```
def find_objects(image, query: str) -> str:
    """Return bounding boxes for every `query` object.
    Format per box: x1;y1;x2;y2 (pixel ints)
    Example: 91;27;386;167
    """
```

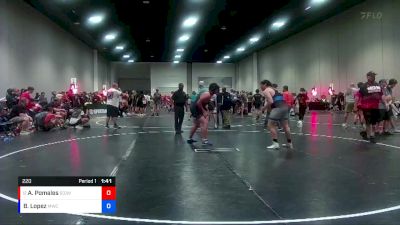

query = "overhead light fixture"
178;34;190;42
128;59;134;63
236;47;245;52
216;61;222;64
223;55;230;59
182;16;198;28
115;45;124;50
311;0;327;5
305;6;312;10
143;0;150;4
271;20;286;29
123;54;130;58
104;32;117;41
177;48;184;52
249;36;260;43
88;14;104;24
173;61;179;64
175;55;181;58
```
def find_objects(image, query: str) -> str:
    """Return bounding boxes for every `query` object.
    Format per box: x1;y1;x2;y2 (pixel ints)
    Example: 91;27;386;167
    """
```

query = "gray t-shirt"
379;87;390;109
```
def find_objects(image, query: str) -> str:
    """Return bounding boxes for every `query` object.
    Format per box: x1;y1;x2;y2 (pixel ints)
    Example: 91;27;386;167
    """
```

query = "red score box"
102;186;116;200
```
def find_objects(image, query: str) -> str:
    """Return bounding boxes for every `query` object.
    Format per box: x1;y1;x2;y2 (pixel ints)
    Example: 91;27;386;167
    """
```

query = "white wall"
110;62;150;80
237;56;254;91
111;62;236;94
237;0;400;97
110;62;151;92
0;0;109;95
151;63;187;94
191;63;236;91
97;55;110;91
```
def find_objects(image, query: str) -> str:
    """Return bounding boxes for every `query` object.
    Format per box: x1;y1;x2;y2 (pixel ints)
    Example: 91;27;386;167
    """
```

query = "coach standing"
172;83;188;134
106;83;122;129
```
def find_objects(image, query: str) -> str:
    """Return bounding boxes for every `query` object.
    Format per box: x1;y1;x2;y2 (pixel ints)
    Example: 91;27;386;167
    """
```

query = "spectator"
6;88;18;109
8;101;33;135
20;87;36;113
50;91;57;102
39;92;48;106
219;87;233;129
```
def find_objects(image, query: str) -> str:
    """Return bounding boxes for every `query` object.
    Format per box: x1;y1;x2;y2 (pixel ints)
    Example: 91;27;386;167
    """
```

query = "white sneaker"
297;120;303;128
342;123;347;128
394;129;400;133
282;143;294;149
267;142;280;149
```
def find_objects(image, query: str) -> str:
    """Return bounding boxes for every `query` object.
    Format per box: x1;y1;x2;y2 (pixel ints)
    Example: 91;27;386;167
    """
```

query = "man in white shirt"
106;83;122;129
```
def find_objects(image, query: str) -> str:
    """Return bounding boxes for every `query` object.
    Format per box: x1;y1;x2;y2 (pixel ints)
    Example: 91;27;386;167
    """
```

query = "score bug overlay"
18;176;116;214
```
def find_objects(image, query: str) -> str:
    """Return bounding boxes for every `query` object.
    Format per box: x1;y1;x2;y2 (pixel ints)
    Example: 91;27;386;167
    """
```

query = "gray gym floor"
0;111;399;225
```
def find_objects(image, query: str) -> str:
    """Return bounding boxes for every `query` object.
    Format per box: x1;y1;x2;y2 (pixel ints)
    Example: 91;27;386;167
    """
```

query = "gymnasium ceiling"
25;0;364;63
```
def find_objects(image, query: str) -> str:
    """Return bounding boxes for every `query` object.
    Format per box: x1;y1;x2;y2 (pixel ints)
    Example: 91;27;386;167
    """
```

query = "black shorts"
254;103;261;109
362;109;380;125
190;105;202;119
379;109;390;121
107;105;119;118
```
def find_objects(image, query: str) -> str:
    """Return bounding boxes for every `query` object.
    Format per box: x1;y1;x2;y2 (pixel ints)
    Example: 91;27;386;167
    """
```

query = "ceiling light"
88;14;104;24
177;48;184;52
183;16;198;27
175;55;181;58
173;61;179;64
249;36;260;43
236;47;245;52
104;32;117;41
123;54;130;58
216;61;222;64
178;34;190;42
143;0;150;4
115;45;124;50
272;20;286;29
305;6;312;10
128;59;134;63
311;0;327;5
223;55;230;59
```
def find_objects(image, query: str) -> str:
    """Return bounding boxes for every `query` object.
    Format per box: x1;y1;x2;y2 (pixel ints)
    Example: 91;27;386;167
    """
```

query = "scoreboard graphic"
18;176;116;214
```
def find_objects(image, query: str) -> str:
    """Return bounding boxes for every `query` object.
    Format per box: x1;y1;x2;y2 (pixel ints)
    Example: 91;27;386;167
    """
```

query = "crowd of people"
1;71;399;148
0;86;92;137
167;71;399;147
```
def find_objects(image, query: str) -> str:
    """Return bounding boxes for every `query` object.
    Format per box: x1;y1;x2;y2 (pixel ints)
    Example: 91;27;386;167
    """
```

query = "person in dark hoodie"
6;88;18;109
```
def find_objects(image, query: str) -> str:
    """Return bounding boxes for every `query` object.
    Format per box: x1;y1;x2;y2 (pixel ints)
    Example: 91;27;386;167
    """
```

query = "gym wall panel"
191;63;236;91
110;63;150;79
0;0;109;95
98;56;111;90
150;63;187;94
237;56;253;91
240;0;400;98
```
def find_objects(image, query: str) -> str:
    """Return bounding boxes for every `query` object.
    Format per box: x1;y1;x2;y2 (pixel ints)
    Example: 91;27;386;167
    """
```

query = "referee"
172;83;187;134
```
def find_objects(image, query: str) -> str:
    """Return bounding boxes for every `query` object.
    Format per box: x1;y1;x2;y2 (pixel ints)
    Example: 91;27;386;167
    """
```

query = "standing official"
172;83;187;134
